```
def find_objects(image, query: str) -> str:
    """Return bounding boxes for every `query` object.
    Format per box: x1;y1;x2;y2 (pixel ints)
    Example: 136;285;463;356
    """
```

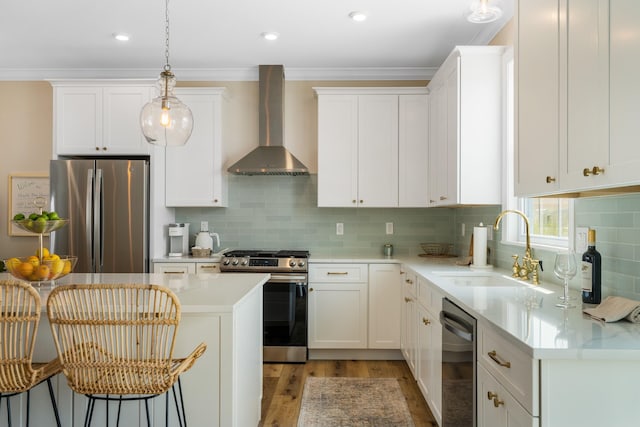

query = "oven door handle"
267;274;308;283
440;310;474;342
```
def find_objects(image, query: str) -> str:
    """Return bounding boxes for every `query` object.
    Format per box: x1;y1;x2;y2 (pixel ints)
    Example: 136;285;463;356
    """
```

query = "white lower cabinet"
308;263;401;350
478;364;538;427
400;270;418;375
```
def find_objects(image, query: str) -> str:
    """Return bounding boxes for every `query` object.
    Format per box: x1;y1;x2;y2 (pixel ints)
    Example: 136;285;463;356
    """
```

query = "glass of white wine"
554;251;577;308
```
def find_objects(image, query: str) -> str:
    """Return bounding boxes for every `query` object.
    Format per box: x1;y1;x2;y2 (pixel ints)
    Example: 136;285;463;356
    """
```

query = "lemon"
6;257;21;271
36;247;50;258
27;255;40;268
36;265;50;280
49;259;64;276
62;260;72;275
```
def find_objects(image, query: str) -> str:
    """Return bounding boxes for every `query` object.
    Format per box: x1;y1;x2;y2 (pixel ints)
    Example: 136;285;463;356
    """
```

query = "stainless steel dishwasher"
440;298;477;427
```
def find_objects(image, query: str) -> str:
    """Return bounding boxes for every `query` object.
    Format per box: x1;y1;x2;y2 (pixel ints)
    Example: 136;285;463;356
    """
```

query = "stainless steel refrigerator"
50;159;149;273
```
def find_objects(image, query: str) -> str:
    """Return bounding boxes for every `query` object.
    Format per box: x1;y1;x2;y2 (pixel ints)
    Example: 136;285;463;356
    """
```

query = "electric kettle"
194;231;220;251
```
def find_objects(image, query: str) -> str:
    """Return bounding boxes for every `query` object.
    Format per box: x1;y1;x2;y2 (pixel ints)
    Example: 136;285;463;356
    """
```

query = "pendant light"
140;0;193;146
467;0;503;24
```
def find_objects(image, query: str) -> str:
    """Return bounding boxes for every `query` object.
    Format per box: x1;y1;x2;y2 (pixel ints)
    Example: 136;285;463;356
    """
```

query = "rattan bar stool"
46;283;206;427
0;280;62;427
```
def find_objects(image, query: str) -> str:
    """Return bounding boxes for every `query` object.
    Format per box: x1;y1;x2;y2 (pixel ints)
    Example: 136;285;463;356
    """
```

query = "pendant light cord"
164;0;171;72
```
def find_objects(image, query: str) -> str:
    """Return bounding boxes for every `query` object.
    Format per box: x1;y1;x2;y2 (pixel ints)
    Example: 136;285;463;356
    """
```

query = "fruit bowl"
4;255;77;282
12;219;69;234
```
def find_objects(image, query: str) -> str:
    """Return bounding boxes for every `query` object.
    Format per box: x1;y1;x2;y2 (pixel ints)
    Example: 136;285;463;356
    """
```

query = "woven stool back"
47;284;182;396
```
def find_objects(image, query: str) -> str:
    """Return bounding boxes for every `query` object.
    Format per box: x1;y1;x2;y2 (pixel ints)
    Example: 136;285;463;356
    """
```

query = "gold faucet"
493;210;540;284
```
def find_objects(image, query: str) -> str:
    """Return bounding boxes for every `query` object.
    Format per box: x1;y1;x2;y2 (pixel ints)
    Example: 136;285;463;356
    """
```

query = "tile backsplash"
176;176;640;300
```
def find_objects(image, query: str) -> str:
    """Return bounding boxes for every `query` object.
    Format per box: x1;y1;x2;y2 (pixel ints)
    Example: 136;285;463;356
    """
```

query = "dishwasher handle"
440;310;474;342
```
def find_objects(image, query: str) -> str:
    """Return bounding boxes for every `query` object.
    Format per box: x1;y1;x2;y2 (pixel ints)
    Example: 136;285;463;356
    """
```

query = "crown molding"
0;66;436;82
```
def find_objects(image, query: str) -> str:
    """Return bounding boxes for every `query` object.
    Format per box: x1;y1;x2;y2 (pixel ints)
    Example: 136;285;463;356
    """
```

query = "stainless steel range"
221;250;309;363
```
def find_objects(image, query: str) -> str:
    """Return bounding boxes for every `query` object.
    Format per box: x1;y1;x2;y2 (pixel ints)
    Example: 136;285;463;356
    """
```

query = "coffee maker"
168;223;190;257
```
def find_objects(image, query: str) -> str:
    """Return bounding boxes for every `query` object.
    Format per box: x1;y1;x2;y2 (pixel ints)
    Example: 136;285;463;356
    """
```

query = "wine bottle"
581;229;602;304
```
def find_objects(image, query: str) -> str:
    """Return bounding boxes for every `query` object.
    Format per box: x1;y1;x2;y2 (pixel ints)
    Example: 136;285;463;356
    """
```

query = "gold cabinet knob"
352;200;357;204
487;391;498;400
422;317;431;326
404;297;413;303
309;288;314;292
546;176;556;183
584;166;605;176
493;397;505;407
405;279;413;284
359;199;363;204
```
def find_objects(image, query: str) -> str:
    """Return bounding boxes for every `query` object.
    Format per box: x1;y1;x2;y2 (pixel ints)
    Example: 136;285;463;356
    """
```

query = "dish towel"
583;296;640;323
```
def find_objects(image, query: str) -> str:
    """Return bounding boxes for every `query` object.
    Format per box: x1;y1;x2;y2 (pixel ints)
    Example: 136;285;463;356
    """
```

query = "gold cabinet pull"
199;265;218;270
422;317;431;326
404;297;413;303
584;166;605;176
327;272;349;275
487;391;498;400
493;397;505;407
163;271;186;274
405;279;413;284
546;176;556;183
488;350;511;368
439;196;447;200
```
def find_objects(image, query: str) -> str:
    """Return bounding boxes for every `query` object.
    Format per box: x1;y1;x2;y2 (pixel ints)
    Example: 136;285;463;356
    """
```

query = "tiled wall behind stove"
175;175;454;257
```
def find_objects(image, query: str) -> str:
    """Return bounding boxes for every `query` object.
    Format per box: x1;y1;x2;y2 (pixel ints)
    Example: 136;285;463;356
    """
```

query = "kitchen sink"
431;270;527;287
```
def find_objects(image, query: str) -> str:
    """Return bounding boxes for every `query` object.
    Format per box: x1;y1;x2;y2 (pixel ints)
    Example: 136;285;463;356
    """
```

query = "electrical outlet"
461;223;466;237
200;221;208;232
575;227;589;253
336;223;344;235
386;222;394;235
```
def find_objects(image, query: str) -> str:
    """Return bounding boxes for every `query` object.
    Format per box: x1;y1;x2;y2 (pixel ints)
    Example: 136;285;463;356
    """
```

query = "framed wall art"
8;173;49;236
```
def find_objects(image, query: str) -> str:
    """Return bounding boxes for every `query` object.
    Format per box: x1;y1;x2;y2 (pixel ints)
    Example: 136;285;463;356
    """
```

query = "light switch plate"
336;223;344;235
575;227;589;254
386;222;394;235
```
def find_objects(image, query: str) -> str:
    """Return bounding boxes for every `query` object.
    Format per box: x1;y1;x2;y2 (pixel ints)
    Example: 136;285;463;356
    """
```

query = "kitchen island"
1;272;268;427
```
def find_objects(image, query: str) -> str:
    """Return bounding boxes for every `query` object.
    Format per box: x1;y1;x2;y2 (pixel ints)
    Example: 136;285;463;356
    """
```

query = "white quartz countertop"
401;259;640;360
2;272;270;314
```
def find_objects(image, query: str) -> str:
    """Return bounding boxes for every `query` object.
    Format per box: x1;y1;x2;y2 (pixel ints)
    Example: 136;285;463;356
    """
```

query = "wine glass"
554;251;577;308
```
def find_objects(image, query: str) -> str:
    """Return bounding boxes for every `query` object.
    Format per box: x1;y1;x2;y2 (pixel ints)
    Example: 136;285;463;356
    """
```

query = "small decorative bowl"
420;243;454;257
4;255;77;282
191;248;211;257
12;219;69;234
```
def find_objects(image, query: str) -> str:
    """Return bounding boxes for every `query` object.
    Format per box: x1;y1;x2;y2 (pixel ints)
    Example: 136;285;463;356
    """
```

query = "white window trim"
500;47;575;252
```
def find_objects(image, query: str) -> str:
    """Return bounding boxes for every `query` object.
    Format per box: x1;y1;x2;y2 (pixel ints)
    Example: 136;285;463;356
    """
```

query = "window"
501;48;573;250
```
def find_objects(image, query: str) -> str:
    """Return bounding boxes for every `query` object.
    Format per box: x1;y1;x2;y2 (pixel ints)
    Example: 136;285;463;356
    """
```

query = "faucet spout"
494;209;539;283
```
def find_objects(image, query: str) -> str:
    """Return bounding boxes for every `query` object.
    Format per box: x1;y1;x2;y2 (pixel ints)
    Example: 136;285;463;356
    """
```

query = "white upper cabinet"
165;88;228;207
516;0;640;196
427;46;504;206
515;0;561;196
52;81;153;156
315;87;429;208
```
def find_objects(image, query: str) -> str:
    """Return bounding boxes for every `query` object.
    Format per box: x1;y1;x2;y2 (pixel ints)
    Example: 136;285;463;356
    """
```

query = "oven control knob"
298;261;306;267
222;259;231;266
231;259;239;266
289;260;296;267
241;259;248;266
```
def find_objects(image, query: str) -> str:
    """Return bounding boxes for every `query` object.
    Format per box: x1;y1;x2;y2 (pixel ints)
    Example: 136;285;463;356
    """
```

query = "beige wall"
491;18;514;46
1;82;52;258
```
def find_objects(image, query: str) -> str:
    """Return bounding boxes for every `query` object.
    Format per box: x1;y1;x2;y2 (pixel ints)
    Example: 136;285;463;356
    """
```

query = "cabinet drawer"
153;262;196;275
477;363;539;427
479;325;539;416
196;262;220;274
309;264;368;283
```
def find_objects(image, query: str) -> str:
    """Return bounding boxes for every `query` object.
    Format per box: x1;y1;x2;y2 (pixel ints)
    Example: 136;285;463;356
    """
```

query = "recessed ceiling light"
261;32;279;41
349;11;367;22
113;33;130;42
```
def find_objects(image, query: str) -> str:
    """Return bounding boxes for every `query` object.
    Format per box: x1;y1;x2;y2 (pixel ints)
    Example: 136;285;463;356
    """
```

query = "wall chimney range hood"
227;65;309;176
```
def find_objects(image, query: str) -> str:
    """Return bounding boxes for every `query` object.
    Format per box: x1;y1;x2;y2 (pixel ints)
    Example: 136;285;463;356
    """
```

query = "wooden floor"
259;360;437;427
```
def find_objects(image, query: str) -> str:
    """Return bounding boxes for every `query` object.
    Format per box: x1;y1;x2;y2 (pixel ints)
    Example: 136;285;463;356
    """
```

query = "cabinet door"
368;264;401;349
103;86;151;155
608;0;640;186
416;295;442;425
165;89;227;207
442;60;459;206
308;282;368;349
428;83;444;206
400;272;417;375
399;94;429;207
357;95;399;207
317;95;359;207
55;87;103;155
515;0;561;196
562;0;610;190
477;364;538;427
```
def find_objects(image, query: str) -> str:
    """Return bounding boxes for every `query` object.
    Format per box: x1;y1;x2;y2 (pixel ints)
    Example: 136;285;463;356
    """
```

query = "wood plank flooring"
259;360;437;427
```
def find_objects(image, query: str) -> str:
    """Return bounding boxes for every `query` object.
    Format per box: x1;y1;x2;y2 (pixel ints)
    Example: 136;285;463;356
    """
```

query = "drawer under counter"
309;264;368;283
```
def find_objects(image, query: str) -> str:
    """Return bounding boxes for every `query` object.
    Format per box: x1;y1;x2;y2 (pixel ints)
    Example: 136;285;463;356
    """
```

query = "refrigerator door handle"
86;169;95;272
94;168;103;273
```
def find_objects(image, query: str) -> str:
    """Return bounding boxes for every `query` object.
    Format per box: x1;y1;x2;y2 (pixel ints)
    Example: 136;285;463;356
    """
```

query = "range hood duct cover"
227;65;309;176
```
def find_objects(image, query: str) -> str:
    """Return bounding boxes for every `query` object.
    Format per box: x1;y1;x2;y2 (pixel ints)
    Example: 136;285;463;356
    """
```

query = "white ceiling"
1;0;512;81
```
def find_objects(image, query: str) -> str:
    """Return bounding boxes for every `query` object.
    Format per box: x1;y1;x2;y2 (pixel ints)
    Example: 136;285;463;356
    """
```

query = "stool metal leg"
46;378;62;427
6;394;12;427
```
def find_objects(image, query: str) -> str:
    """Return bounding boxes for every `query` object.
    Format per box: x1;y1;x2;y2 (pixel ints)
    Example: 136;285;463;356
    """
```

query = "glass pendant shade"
467;0;503;23
140;70;193;146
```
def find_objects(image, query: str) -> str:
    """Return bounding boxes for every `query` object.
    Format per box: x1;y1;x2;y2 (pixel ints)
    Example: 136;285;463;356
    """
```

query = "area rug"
297;377;415;427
